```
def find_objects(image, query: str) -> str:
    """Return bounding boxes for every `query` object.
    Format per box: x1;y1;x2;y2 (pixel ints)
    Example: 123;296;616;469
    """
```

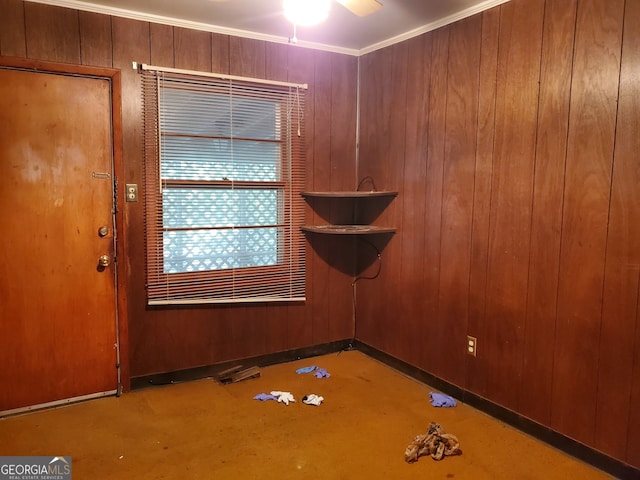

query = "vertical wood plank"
111;16;151;376
622;0;640;465
351;48;384;348
629;285;640;468
552;0;624;445
229;37;265;78
520;0;576;425
265;41;288;82
226;35;268;356
398;34;431;366
310;50;333;344
211;32;230;74
355;42;408;358
379;42;408;359
149;23;174;67
174;27;211;72
596;0;640;460
358;43;407;198
483;0;544;410
466;6;499;396
79;11;112;67
330;53;357;192
421;26;449;373
435;15;481;386
329;53;358;341
264;41;290;353
287;46;315;348
24;3;80;63
111;16;149;184
0;0;26;57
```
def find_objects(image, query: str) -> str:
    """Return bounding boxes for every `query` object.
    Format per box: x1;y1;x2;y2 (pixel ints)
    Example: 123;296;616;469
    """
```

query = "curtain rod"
133;62;308;90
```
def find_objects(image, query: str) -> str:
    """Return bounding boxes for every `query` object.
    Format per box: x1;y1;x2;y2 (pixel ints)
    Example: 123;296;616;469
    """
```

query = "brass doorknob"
98;254;110;267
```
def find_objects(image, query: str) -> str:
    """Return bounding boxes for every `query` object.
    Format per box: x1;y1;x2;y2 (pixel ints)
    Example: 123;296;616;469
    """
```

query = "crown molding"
359;0;512;55
25;0;511;57
24;0;360;56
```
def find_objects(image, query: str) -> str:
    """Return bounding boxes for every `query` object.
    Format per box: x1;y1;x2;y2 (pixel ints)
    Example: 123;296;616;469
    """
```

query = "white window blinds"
140;66;307;305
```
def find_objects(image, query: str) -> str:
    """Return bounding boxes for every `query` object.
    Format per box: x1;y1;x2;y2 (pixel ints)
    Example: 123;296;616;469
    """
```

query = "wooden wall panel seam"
595;0;640;461
484;0;545;411
522;0;577;426
422;25;449;376
552;0;624;445
466;6;500;397
547;0;577;428
629;271;640;464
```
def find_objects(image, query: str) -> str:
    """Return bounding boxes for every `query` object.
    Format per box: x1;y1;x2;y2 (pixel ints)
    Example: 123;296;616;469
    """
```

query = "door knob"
98;254;110;267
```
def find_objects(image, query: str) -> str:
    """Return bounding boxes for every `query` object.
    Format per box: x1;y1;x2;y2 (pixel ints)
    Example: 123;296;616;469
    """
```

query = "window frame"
141;65;307;305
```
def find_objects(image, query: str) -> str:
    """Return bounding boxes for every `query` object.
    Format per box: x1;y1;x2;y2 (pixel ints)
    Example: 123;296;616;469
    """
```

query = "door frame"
0;55;129;393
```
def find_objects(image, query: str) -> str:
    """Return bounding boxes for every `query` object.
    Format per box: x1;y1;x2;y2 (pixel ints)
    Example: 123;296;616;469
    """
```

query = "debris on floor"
295;365;331;378
253;393;278;401
404;422;461;463
214;365;261;384
270;391;296;405
313;368;330;378
429;392;457;407
302;394;324;406
296;366;317;374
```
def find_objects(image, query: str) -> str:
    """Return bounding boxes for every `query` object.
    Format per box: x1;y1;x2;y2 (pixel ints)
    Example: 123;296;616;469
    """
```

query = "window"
141;66;306;304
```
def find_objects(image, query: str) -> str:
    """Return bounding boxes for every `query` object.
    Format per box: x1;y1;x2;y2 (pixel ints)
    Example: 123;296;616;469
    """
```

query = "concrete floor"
0;350;613;479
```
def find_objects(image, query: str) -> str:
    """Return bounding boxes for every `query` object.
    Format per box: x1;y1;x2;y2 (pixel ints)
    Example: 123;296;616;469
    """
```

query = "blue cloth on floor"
314;368;330;378
429;392;457;407
296;366;317;374
254;393;278;401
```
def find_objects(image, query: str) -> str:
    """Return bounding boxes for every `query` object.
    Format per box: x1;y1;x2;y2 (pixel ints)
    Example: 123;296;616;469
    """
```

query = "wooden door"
0;66;119;414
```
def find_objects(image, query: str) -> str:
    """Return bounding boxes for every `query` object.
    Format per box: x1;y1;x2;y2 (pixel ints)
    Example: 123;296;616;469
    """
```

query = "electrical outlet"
467;336;477;356
125;183;138;202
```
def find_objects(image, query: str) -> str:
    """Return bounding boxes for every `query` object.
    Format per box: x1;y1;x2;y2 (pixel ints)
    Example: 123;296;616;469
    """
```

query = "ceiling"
32;0;510;55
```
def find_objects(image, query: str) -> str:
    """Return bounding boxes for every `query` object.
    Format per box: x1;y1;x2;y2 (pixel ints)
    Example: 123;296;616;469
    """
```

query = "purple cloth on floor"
254;393;278;401
429;392;457;407
296;366;317;374
314;368;330;378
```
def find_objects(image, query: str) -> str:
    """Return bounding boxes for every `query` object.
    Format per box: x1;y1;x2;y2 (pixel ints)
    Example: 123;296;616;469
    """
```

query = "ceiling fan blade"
335;0;383;17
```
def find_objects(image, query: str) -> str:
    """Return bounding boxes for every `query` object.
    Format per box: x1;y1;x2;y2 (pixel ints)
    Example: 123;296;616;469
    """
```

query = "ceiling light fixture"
283;0;331;27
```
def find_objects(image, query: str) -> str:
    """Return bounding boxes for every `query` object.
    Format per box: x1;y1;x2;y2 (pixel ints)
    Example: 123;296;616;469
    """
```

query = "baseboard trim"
130;339;355;390
354;340;640;480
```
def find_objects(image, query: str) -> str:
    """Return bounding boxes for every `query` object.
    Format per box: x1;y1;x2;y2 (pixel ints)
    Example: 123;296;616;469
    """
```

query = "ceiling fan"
208;0;383;18
283;0;382;28
333;0;383;17
208;0;382;42
280;0;382;43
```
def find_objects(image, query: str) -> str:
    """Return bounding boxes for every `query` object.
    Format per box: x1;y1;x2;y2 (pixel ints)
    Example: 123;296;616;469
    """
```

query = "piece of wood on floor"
214;365;261;384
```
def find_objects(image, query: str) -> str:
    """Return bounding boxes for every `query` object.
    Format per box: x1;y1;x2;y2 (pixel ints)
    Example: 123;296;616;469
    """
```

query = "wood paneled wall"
357;0;640;468
0;0;358;377
2;0;639;470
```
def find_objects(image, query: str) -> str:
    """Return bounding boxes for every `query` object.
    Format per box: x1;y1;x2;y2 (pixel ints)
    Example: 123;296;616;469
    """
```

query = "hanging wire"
357;176;378;192
352;237;382;285
351;237;383;333
294;86;302;137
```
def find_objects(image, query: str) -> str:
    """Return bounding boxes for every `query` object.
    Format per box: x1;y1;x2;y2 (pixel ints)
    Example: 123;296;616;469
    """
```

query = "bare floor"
0;351;612;479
